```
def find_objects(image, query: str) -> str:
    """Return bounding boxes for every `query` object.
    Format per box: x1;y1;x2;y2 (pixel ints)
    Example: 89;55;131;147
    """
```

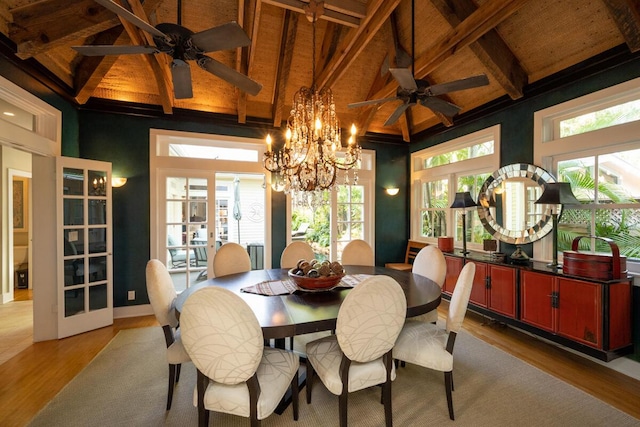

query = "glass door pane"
291;183;370;263
165;176;210;292
215;173;266;270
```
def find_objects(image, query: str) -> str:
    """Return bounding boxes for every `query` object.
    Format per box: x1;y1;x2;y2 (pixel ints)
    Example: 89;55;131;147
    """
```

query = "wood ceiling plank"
237;0;248;123
315;0;402;90
273;10;298;127
413;0;532;81
74;26;129;104
117;0;172;113
262;0;361;27
10;0;119;59
602;0;640;52
431;0;527;100
237;0;263;123
72;0;164;105
398;107;410;142
364;0;530;117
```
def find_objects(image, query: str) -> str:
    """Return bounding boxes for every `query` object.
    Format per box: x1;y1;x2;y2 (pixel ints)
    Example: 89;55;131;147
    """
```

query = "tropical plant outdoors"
291;185;364;261
558;159;640;260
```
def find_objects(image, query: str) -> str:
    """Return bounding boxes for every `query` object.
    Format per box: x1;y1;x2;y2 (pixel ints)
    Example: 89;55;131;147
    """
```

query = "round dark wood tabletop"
174;265;442;340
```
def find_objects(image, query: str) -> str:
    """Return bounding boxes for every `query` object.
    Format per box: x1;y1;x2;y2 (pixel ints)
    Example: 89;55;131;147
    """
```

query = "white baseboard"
114;304;153;319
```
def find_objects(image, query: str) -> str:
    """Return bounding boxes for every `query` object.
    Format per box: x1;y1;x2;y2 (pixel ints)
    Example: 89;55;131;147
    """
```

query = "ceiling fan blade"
197;56;262;96
191;22;251;53
94;0;167;39
72;45;158;56
389;68;417;91
427;74;490;96
384;103;411;126
171;59;193;99
420;96;462;117
348;97;399;109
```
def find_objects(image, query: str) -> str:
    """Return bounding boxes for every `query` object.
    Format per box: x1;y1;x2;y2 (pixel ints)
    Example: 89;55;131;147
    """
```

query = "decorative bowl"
288;269;345;291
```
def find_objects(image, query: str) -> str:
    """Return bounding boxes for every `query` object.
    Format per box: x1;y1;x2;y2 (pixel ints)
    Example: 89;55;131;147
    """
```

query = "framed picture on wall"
13;177;28;232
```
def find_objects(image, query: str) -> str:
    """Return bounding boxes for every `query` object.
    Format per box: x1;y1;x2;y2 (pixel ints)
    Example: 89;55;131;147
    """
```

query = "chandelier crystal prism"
263;1;361;195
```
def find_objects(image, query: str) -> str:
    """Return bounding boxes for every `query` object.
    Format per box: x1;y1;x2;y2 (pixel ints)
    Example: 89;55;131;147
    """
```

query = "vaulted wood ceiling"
1;0;639;142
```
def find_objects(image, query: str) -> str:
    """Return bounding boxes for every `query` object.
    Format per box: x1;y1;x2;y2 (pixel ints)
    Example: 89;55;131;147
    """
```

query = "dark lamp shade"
534;182;580;205
450;191;478;209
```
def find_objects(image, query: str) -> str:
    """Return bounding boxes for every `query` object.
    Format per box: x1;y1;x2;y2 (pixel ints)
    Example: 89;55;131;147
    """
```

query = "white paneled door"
57;157;112;339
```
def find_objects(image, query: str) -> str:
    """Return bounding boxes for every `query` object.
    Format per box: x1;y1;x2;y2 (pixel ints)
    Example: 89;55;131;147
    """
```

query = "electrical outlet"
127;290;135;301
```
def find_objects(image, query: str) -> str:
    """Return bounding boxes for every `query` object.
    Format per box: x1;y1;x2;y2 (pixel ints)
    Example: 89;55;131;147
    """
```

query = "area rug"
28;326;639;426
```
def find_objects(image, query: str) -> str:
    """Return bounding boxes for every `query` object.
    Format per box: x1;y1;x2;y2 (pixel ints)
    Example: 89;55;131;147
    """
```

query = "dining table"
174;265;442;342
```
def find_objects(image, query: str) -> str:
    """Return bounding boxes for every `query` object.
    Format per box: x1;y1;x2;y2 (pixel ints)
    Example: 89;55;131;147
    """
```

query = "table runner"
241;274;373;296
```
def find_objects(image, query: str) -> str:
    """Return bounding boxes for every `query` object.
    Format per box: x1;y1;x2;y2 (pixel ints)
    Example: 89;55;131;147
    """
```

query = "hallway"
0;288;32;365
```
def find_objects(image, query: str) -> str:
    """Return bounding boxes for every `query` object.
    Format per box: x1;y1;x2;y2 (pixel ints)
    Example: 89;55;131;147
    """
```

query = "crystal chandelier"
263;1;361;197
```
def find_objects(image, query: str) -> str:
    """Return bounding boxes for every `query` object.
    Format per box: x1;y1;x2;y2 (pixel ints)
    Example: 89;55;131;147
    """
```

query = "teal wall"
78;111;408;305
0;55;79;155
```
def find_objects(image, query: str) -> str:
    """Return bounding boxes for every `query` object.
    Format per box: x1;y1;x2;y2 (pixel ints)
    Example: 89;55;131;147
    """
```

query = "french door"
58;157;112;338
156;170;267;291
158;170;215;292
290;181;373;262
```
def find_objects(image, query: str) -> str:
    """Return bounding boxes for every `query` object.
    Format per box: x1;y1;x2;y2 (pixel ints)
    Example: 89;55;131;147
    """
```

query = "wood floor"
0;299;639;427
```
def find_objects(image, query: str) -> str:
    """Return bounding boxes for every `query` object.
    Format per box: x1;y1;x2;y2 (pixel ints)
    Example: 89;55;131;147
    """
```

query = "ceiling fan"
347;0;489;126
72;0;262;99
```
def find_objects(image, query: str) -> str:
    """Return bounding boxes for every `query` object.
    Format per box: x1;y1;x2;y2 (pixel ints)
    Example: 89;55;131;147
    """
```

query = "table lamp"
450;191;478;256
534;182;580;268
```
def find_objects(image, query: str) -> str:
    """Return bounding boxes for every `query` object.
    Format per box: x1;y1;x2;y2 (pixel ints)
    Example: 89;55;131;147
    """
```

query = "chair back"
213;242;251;277
446;262;476;334
336;275;406;363
181;286;263;385
280;241;314;268
145;259;178;328
412;245;446;288
341;239;374;266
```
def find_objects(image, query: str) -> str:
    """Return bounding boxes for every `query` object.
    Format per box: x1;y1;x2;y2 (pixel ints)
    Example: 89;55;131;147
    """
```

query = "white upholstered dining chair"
145;259;192;410
393;262;476;420
213;242;251;277
305;275;407;427
280;241;315;268
341;239;374;266
411;245;447;323
180;286;300;426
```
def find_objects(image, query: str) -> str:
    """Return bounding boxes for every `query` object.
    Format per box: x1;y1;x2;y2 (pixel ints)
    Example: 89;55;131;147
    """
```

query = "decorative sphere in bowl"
288;269;345;290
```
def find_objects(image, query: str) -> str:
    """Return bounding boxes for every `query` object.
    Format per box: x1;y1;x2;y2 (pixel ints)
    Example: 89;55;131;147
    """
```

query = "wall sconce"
385;187;399;196
450;191;478;256
534;182;580;268
111;177;127;188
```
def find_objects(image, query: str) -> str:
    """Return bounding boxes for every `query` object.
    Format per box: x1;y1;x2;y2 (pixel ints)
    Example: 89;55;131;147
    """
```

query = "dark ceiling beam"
361;0;531;122
262;0;363;27
431;0;527;100
315;0;402;90
9;0;118;59
236;0;254;124
9;0;164;59
74;26;129;104
272;10;298;127
602;0;640;52
119;0;173;114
